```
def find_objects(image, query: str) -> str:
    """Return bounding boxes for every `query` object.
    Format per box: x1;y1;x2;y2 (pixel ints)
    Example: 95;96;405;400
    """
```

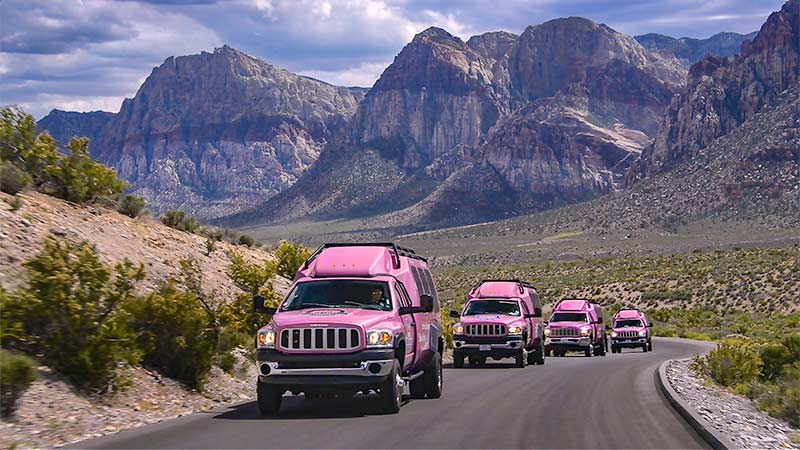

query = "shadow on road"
213;394;411;421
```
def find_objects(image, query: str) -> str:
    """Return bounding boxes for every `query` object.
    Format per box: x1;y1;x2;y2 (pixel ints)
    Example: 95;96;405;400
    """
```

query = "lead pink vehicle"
449;280;545;368
544;299;607;357
610;309;653;353
252;243;444;416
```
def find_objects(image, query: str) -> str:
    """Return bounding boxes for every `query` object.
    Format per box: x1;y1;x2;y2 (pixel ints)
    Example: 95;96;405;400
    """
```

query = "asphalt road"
73;338;714;449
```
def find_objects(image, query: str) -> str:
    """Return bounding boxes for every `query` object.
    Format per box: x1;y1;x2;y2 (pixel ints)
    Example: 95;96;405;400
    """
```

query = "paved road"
74;338;714;449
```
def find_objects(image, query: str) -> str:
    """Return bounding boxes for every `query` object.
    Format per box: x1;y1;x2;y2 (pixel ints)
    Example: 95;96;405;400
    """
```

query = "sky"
0;0;786;119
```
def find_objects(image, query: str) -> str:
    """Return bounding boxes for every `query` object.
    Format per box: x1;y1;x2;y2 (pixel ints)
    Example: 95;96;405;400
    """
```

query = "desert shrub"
760;333;800;380
237;234;254;247
46;138;126;204
691;338;762;387
204;239;216;256
0;160;31;194
0;107;59;183
221;250;279;336
273;240;311;279
117;194;146;218
126;282;216;389
681;331;713;341
0;349;37;418
226;250;275;295
160;210;199;233
198;226;223;241
0;239;143;392
748;362;800;427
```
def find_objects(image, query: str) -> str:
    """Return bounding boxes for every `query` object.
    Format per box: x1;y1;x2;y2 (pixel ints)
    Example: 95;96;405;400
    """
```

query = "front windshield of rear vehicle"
550;312;588;323
463;300;520;316
615;319;643;328
280;280;392;312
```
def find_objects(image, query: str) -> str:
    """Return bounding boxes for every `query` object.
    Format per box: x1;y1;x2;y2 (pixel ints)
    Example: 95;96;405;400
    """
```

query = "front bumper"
256;348;395;385
453;334;525;358
545;336;591;350
612;337;647;347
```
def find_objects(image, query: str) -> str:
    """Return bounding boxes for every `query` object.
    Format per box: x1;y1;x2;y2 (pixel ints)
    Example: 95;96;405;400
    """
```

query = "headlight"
453;323;464;334
256;329;275;348
611;331;618;338
638;330;647;337
544;328;551;336
366;330;393;347
580;328;591;337
508;325;524;335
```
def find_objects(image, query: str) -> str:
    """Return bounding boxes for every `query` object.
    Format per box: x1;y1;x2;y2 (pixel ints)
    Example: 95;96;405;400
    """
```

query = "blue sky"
0;0;785;118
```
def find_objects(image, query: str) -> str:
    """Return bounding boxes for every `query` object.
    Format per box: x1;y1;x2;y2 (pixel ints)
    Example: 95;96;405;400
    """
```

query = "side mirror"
420;294;434;313
448;310;461;318
647;323;653;328
253;295;276;315
543;321;549;326
533;307;542;318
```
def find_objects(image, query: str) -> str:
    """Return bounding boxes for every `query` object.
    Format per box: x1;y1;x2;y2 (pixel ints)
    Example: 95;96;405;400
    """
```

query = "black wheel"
611;345;618;354
453;353;465;368
600;338;607;356
584;344;592;357
556;350;566;357
515;350;527;368
424;352;443;398
545;347;552;357
380;360;403;414
470;356;486;366
529;340;545;365
409;373;426;399
257;381;282;417
648;340;653;351
642;343;649;353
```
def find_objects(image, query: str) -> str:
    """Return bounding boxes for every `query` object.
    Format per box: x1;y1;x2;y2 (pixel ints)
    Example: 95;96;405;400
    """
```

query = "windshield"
463;300;521;316
281;280;392;312
615;319;643;328
550;312;588;323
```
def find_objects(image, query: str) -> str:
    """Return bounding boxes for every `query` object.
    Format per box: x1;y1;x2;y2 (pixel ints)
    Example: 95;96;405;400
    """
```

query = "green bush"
691;338;762;387
0;160;31;195
0;349;37;418
160;210;199;233
237;234;254;247
221;250;279;336
0;239;143;392
752;363;800;427
1;106;59;183
126;281;217;389
46;138;126;204
117;194;146;218
273;241;311;279
760;333;800;380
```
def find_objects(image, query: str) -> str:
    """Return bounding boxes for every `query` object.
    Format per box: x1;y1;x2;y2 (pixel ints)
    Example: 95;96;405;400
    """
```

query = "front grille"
550;328;579;337
466;324;506;336
279;327;361;352
278;361;361;369
617;330;640;338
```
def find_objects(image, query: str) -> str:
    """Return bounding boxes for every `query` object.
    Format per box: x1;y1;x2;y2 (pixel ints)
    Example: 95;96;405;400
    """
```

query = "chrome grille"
466;324;506;336
550;328;579;337
279;327;361;352
617;330;639;338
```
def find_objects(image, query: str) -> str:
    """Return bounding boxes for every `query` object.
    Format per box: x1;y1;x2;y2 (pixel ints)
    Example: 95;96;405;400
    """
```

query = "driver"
368;288;390;310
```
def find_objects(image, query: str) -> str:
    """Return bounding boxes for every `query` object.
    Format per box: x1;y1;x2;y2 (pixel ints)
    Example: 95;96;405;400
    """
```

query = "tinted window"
281;280;392;312
422;269;440;312
410;266;424;296
395;282;411;308
463;300;520;316
550;312;588;323
614;319;643;328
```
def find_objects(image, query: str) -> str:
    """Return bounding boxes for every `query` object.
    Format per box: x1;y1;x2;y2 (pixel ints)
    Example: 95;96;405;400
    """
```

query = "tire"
545;347;552;357
529;340;545;365
611;345;619;354
424;352;443;398
470;356;486;366
257;381;282;417
409;373;426;399
453;353;465;368
380;360;403;414
556;350;566;357
584;344;592;357
642;343;649;353
648;340;653;351
515;350;526;368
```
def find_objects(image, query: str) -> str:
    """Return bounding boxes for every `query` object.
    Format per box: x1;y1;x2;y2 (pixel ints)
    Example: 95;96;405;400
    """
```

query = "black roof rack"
471;279;537;294
301;242;427;270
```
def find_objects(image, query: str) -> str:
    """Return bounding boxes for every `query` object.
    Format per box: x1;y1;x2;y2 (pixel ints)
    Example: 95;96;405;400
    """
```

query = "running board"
402;371;424;382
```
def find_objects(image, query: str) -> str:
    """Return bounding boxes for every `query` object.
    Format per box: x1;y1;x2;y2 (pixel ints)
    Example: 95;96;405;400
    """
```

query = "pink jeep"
449;280;545;368
610;309;653;353
544;299;607;357
252;243;444;416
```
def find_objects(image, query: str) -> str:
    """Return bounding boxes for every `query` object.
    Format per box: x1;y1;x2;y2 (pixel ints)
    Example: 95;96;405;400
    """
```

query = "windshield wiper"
343;301;385;310
293;303;336;310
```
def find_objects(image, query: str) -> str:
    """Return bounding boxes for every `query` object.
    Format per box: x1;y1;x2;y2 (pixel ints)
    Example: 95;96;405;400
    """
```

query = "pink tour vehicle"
252;243;444;416
449;280;545;368
610;309;653;353
544;299;607;357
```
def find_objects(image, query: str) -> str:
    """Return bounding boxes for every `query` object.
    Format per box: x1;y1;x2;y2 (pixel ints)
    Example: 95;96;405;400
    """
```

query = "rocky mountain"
630;0;799;181
223;19;687;228
93;45;365;219
635;31;758;65
37;110;116;149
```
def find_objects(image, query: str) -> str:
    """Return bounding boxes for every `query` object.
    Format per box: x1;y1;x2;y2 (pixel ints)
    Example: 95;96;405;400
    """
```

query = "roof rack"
471;279;537;294
301;242;427;270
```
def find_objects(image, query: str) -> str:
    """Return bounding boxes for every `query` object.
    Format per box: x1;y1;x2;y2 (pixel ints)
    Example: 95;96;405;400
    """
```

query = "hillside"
635;31;757;65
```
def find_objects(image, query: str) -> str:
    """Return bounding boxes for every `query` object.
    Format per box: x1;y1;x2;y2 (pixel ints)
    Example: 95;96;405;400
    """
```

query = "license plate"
479;344;491;352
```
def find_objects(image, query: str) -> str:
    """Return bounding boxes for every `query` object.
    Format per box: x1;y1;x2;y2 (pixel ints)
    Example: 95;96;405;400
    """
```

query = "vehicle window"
410;266;424;296
419;267;431;295
550;312;588;323
463;300;520;316
281;280;392;312
395;282;411;308
614;319;643;328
